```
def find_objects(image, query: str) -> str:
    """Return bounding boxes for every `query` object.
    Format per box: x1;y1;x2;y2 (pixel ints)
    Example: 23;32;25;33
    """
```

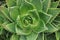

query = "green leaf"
45;33;56;40
25;0;32;2
16;0;24;6
15;26;32;35
32;20;48;33
39;11;52;23
25;0;42;11
20;2;34;15
0;26;3;35
6;0;16;7
10;34;19;40
26;32;38;40
55;31;60;40
50;1;59;8
0;6;13;22
45;23;58;33
37;33;44;40
54;16;60;22
56;24;60;30
53;20;60;26
0;6;9;17
0;11;7;24
48;8;60;22
9;6;19;21
0;16;4;24
19;36;26;40
43;0;51;12
2;22;16;33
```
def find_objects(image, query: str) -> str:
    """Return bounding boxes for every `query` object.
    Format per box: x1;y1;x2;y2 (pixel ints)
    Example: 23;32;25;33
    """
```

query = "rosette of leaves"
0;0;60;40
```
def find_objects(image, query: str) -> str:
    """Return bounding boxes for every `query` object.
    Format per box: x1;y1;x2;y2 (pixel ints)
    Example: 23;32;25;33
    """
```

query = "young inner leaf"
23;15;33;26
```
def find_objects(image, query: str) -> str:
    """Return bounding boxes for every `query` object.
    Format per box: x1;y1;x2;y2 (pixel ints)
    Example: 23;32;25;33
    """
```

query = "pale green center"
23;15;33;26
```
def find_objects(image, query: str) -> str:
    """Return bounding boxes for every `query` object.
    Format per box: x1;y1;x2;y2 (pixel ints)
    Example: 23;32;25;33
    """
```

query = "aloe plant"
0;0;60;40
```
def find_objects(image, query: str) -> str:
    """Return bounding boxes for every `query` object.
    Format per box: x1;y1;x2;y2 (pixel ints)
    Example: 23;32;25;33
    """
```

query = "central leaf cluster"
23;15;33;25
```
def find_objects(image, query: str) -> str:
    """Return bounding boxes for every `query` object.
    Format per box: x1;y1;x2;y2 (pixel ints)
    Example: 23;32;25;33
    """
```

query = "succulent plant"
0;0;60;40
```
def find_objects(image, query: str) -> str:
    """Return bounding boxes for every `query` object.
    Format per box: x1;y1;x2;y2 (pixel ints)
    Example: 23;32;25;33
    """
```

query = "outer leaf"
15;26;32;35
16;0;24;6
39;11;52;23
0;6;9;16
43;0;51;12
9;6;19;21
25;0;32;2
26;32;38;40
2;22;16;33
56;24;60;30
10;34;19;40
32;20;48;33
52;20;59;25
6;0;16;7
0;16;4;24
0;26;3;35
25;0;42;11
19;36;26;40
20;2;34;15
54;16;60;22
37;33;44;40
55;31;60;40
0;6;13;22
52;22;60;27
50;1;59;8
48;8;60;22
45;33;56;40
45;23;58;33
